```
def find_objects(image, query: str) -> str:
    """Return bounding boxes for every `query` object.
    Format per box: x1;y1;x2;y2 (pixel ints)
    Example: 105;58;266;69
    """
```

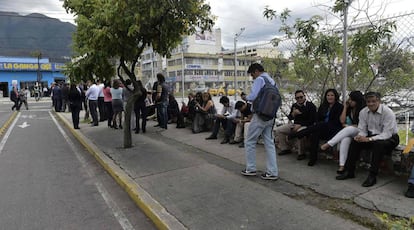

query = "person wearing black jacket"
289;89;344;166
275;90;317;160
134;80;148;134
68;83;82;129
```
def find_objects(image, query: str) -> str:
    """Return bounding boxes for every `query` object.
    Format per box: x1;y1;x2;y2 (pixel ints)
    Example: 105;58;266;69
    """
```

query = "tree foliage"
264;2;414;105
63;0;214;147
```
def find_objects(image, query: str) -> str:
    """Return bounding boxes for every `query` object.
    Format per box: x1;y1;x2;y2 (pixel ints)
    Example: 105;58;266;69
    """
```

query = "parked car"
208;87;218;96
217;87;225;96
395;109;414;123
227;88;242;96
191;85;208;93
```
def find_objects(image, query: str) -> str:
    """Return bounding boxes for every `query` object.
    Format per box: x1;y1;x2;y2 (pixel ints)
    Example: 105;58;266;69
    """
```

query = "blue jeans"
245;114;278;176
409;166;414;184
157;101;169;129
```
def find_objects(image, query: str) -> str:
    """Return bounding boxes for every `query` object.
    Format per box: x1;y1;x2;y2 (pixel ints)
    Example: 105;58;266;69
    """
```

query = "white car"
192;85;208;93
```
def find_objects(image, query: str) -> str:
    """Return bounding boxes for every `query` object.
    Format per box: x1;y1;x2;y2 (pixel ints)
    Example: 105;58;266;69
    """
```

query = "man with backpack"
241;63;279;180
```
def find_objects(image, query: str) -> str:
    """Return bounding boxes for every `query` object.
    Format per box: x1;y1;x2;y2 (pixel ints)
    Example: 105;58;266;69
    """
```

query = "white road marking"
49;111;135;230
17;122;30;128
0;113;20;154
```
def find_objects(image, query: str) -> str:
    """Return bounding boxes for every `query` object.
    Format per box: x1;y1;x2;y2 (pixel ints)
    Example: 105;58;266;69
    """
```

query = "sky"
1;0;413;49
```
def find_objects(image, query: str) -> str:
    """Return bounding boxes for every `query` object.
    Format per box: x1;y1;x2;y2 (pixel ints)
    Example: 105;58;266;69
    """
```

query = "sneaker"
241;169;257;176
260;173;279;180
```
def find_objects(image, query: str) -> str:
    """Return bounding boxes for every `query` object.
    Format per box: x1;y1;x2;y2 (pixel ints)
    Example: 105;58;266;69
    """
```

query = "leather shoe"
336;172;355;180
405;183;414;198
205;135;217;140
307;159;316;166
362;175;377;187
220;138;230;144
297;154;306;160
278;149;291;155
229;140;240;144
238;142;244;148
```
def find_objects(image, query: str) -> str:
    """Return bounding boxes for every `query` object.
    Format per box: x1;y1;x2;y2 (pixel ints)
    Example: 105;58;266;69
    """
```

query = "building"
0;56;66;97
139;29;279;95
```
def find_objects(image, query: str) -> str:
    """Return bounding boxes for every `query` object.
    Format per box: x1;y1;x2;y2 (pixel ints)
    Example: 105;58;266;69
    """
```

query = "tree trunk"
123;91;141;148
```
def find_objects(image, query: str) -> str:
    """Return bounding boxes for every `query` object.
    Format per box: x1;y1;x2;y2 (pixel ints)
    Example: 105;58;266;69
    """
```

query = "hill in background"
0;11;75;63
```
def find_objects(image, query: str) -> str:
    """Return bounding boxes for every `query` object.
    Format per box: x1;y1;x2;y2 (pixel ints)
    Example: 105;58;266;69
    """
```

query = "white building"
140;28;279;93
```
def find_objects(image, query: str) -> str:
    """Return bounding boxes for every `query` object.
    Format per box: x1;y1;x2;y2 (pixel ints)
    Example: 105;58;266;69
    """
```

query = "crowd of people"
14;63;411;198
175;63;413;198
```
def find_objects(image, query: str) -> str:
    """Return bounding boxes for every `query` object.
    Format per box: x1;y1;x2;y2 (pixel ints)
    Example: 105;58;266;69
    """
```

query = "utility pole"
342;0;352;102
234;27;245;100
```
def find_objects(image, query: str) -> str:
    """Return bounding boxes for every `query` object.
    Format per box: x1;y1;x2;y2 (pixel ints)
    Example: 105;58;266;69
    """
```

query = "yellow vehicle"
217;87;225;96
208;87;218;96
227;88;242;96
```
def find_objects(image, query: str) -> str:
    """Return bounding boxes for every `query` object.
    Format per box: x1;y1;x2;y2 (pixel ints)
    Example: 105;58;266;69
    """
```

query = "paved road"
0;101;155;230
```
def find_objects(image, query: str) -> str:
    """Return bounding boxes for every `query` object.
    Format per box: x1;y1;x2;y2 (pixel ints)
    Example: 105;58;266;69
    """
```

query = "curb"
55;112;186;230
0;111;18;137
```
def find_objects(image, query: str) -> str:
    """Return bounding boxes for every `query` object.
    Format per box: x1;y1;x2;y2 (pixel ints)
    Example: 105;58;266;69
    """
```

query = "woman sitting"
192;92;216;133
167;94;180;123
320;91;366;174
290;89;344;166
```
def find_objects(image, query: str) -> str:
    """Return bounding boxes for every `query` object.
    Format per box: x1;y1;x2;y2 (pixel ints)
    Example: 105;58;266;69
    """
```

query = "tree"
63;0;214;148
264;1;414;104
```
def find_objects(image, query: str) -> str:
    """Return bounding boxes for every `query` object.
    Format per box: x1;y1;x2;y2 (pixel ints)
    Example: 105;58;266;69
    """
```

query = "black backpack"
252;76;281;121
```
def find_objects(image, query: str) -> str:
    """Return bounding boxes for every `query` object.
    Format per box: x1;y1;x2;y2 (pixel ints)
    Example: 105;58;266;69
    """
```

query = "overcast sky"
1;0;413;49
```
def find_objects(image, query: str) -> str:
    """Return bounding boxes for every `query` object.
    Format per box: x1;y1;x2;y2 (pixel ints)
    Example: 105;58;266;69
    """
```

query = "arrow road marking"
18;122;30;128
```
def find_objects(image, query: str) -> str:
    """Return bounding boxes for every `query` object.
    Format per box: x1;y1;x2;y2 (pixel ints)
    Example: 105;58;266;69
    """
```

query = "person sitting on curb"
274;90;317;160
336;92;399;187
405;166;414;198
192;92;216;133
288;89;344;166
320;91;365;174
205;96;237;143
401;120;414;198
232;100;253;148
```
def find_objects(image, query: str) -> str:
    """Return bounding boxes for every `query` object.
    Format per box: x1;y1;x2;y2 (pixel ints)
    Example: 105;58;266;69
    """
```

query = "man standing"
241;63;279;180
336;92;399;187
97;80;106;122
155;73;169;129
85;80;100;126
275;90;317;160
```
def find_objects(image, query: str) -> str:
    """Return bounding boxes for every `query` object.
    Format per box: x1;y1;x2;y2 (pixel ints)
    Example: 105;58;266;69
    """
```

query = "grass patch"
398;129;414;145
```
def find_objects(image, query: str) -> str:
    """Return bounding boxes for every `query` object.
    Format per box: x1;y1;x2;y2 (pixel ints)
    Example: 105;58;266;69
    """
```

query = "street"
0;100;155;230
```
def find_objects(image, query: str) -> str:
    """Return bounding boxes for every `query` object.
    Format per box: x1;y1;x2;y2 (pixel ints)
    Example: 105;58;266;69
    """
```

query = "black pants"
89;100;99;125
104;101;113;127
134;102;148;132
295;122;341;161
98;97;106;121
345;134;399;176
70;104;81;128
54;97;62;112
211;117;227;137
11;99;19;110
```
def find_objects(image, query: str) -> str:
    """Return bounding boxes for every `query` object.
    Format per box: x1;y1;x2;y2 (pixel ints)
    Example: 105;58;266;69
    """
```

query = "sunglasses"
295;96;304;100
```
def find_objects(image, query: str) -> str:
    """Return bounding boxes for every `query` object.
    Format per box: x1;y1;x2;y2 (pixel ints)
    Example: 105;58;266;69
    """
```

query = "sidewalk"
55;111;413;229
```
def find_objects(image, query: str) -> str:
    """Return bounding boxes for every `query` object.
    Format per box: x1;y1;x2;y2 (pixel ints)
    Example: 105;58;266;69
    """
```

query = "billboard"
195;30;216;45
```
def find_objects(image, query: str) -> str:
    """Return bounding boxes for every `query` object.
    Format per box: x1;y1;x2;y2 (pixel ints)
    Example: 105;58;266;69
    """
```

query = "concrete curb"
0;111;18;137
55;112;186;230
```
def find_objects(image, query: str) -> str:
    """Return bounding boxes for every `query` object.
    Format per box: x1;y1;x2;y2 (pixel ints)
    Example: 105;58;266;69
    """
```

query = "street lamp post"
37;52;42;83
181;43;186;101
234;27;245;100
